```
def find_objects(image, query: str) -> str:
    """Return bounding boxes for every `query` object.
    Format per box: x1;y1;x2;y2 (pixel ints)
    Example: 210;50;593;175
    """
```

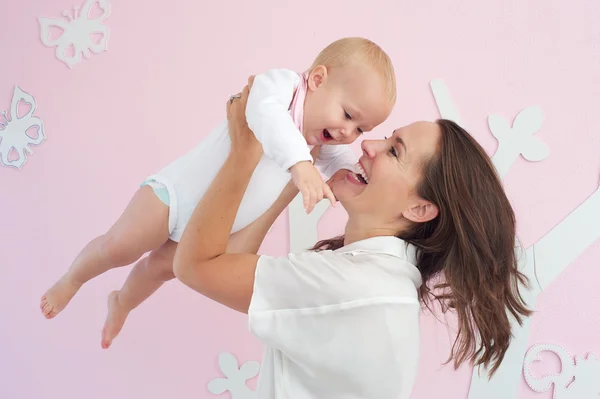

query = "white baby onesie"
144;68;357;242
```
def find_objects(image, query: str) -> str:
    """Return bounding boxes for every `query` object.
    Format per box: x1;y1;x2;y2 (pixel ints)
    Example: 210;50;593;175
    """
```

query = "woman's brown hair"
311;119;531;376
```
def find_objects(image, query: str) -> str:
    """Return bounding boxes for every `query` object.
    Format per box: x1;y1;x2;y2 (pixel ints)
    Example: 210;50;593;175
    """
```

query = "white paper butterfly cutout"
0;86;46;170
208;352;260;399
38;0;111;68
489;105;549;177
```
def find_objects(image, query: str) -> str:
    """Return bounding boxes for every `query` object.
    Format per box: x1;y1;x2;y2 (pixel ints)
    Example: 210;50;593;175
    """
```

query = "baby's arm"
245;69;312;171
246;69;334;213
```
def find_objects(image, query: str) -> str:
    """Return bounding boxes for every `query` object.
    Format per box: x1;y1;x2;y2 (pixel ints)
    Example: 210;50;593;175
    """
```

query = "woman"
173;79;530;398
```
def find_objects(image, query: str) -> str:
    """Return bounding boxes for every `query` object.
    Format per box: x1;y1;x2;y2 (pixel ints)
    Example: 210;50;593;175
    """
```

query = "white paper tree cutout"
208;352;260;399
39;0;111;68
524;343;600;399
289;195;330;252
430;80;600;399
0;86;46;170
489;105;549;177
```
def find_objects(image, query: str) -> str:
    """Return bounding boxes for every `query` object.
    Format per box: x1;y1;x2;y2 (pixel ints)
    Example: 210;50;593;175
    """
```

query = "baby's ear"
307;65;328;91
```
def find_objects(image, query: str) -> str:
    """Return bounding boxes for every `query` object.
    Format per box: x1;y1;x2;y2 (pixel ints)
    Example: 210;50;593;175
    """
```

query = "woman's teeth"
352;163;369;184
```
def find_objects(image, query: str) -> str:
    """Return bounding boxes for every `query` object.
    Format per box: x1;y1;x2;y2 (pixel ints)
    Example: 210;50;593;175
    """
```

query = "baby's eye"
344;111;352;120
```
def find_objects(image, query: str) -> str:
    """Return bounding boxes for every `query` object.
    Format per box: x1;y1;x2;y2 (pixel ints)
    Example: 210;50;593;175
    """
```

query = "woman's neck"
343;218;400;246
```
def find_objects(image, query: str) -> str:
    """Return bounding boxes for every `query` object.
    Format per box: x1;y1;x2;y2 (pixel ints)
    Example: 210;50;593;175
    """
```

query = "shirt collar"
334;236;422;286
334;236;415;261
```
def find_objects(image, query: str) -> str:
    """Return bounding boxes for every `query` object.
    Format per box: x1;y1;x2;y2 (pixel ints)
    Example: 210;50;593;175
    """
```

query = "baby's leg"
41;186;170;319
101;239;177;349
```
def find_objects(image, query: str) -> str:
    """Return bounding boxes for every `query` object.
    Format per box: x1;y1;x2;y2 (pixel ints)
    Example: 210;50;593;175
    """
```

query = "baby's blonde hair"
309;37;396;105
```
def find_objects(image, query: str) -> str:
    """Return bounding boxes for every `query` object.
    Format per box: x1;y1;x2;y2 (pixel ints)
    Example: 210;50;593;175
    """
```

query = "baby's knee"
100;233;143;266
147;250;176;281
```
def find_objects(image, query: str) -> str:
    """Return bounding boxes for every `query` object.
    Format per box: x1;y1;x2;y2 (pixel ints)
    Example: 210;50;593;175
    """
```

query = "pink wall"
1;0;599;398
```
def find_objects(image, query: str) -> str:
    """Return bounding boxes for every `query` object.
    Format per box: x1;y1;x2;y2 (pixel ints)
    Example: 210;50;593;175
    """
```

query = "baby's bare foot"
40;275;82;319
101;291;130;349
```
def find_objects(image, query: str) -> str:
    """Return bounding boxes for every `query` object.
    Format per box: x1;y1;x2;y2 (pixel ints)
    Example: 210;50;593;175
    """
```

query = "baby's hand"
325;169;350;201
290;161;336;214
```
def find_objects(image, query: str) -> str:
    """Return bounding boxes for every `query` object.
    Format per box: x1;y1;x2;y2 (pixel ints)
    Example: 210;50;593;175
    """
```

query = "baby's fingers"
306;187;319;214
323;183;336;207
301;187;311;212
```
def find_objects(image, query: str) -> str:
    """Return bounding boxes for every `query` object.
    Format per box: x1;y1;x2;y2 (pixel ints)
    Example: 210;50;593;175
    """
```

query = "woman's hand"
226;76;263;163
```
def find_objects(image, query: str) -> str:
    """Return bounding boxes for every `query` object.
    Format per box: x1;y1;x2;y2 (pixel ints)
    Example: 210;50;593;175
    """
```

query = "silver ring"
229;94;241;103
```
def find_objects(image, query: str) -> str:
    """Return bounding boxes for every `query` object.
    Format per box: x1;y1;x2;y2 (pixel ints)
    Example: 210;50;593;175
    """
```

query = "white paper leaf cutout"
208;352;260;399
513;105;544;135
0;86;46;170
488;114;512;140
219;351;241;378
38;0;111;68
207;378;229;395
239;361;261;379
523;343;600;399
521;136;550;162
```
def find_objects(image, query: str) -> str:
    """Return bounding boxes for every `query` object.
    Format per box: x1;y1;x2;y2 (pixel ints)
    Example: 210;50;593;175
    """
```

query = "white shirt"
146;69;356;241
249;236;423;399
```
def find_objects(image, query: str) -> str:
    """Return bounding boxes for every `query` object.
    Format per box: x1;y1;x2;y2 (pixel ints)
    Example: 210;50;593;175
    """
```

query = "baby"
40;37;396;348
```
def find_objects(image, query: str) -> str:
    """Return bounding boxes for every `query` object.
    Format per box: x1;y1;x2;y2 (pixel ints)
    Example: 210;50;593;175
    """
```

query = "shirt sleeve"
245;69;313;172
314;144;358;179
248;251;347;312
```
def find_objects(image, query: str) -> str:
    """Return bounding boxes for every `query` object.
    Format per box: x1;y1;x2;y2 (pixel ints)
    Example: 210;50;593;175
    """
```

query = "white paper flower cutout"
38;0;111;68
0;86;46;170
489;105;549;177
523;343;600;399
208;352;260;399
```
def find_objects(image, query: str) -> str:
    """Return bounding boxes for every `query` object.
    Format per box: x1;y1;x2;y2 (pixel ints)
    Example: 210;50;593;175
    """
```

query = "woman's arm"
173;80;264;314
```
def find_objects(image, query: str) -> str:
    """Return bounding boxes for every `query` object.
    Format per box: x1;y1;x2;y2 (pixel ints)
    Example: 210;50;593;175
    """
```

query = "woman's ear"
307;65;328;91
402;200;439;223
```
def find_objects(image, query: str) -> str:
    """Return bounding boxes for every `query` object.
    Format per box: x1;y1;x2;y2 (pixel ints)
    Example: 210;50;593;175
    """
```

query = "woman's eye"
384;137;398;157
344;111;352;120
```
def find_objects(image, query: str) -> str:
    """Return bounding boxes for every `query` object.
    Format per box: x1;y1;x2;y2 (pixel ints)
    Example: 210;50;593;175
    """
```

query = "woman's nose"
361;140;379;158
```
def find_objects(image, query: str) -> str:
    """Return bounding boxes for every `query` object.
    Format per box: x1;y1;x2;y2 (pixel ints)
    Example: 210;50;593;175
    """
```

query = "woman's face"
332;121;441;229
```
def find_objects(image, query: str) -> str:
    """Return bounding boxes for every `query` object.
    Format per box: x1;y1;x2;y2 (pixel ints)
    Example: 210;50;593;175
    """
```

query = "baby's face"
303;64;393;146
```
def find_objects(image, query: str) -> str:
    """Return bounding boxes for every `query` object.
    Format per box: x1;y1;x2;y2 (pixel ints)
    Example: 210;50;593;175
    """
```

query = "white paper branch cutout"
431;80;600;399
39;0;111;68
489;105;549;177
524;343;600;399
208;352;260;399
0;86;46;170
430;79;462;125
289;194;330;253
